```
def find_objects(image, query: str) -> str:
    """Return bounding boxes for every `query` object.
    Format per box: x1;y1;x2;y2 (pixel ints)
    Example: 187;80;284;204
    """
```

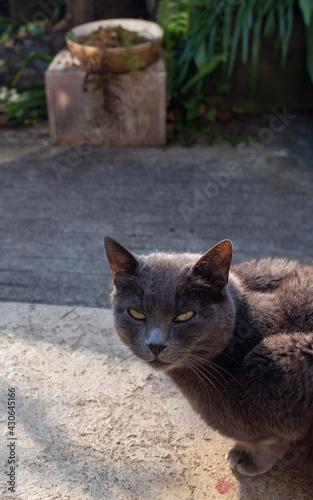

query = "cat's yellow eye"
129;309;146;320
174;311;195;322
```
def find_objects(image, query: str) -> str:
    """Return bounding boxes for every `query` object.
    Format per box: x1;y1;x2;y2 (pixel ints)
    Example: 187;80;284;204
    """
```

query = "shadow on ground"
1;117;313;307
0;303;312;499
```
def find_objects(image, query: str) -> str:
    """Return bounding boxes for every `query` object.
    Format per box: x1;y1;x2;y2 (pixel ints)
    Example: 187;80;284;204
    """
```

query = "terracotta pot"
66;19;163;73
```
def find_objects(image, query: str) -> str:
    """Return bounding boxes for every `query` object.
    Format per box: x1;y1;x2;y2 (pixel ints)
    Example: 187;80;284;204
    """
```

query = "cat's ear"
104;237;139;280
190;240;233;293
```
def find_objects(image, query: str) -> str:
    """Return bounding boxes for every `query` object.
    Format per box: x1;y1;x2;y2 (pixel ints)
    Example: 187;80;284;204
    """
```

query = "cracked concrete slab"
0;303;312;500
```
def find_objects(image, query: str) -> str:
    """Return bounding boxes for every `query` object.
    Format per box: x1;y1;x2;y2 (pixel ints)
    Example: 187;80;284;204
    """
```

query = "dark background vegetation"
0;0;312;139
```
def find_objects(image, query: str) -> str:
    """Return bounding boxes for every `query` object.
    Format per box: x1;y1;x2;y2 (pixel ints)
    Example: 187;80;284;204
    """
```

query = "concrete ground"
0;302;313;500
1;115;313;307
1;115;313;499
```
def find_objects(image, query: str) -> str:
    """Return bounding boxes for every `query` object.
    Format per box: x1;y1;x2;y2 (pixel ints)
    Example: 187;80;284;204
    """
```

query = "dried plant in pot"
66;19;163;73
65;19;163;116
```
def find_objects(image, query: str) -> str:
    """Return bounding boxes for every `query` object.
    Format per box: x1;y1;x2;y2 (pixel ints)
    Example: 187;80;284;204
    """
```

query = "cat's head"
104;237;236;372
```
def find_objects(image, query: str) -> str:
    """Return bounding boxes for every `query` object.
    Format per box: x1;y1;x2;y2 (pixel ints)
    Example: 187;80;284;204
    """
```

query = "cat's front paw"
226;445;273;477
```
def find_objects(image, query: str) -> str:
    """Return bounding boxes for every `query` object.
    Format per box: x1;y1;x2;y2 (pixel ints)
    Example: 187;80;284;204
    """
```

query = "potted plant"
66;18;163;74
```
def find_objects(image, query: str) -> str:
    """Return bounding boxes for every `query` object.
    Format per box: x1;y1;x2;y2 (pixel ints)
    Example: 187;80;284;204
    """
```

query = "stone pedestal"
45;50;166;146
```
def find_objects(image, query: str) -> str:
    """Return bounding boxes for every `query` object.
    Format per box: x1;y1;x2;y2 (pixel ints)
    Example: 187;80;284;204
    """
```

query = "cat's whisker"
185;358;225;402
192;347;242;366
189;353;246;391
191;362;225;403
119;352;136;363
212;349;242;366
106;352;135;377
116;347;133;354
190;359;226;396
121;354;139;369
208;361;246;391
183;359;214;398
188;354;227;384
122;355;139;373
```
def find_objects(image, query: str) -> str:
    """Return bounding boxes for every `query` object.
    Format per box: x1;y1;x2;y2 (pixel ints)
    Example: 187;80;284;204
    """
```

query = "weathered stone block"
45;50;166;146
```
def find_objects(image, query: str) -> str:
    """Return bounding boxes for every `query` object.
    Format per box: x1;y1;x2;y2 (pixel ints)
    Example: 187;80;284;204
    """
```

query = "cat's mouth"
149;359;170;369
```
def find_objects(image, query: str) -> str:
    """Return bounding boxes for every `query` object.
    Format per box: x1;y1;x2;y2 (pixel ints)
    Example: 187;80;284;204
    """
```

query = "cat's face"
105;238;236;372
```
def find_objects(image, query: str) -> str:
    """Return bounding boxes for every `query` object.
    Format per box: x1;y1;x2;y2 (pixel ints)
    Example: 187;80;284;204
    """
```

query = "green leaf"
26;23;45;36
232;106;244;114
222;7;232;78
177;39;194;85
194;41;207;69
0;22;14;43
182;54;227;91
2;84;47;124
18;25;27;36
12;52;53;86
66;30;75;41
217;82;231;93
305;13;313;82
251;16;262;92
186;109;201;120
206;111;216;122
227;13;242;78
264;9;275;37
299;0;313;26
207;22;218;60
241;2;253;64
281;3;293;66
184;97;200;111
184;96;202;120
167;11;189;34
241;26;250;64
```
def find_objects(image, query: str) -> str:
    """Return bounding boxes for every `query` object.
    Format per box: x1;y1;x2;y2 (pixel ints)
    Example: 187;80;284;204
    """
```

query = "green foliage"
0;84;47;125
206;110;217;122
299;0;313;25
0;17;14;43
158;0;313;141
181;53;227;92
0;15;47;44
298;0;313;82
157;0;190;35
66;29;75;41
157;0;313;98
12;52;53;86
170;109;252;146
18;22;46;37
0;11;61;127
0;53;53;125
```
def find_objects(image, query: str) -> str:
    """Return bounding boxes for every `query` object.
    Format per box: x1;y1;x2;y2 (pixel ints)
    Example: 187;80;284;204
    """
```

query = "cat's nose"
146;342;167;356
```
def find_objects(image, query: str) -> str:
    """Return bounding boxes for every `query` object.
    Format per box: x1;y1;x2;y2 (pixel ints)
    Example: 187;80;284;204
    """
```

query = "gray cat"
104;236;313;477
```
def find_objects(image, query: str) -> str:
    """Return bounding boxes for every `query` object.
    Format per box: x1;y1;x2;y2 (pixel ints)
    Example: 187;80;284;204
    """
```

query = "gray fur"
104;237;313;477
